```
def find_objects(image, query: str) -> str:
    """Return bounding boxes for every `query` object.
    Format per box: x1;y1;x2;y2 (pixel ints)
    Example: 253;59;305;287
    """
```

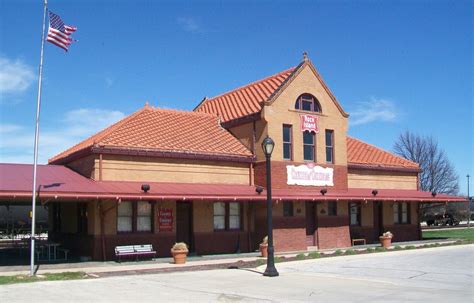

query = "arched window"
295;94;321;112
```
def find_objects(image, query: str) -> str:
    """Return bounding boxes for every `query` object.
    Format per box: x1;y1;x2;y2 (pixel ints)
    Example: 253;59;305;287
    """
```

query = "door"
77;203;88;235
305;201;317;246
373;201;383;242
176;202;193;251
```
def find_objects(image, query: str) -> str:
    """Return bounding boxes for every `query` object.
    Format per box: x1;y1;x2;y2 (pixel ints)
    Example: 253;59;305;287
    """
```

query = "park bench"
115;244;156;262
352;238;366;246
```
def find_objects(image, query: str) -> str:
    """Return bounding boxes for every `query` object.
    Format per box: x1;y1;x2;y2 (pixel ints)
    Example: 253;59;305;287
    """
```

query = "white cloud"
349;97;398;126
177;17;201;33
0;56;35;95
0;108;125;164
0;123;23;133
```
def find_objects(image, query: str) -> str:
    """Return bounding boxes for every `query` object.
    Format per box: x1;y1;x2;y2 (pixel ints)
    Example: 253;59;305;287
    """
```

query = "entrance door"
305;201;317;246
373;201;383;242
176;202;193;251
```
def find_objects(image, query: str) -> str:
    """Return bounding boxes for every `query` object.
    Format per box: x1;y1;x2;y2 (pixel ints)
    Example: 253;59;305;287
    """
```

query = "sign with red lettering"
286;164;334;186
300;114;319;133
158;209;173;232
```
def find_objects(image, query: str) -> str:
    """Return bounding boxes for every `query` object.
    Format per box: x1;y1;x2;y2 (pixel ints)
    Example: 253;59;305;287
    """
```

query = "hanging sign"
300;114;319;133
158;208;173;232
287;164;334;186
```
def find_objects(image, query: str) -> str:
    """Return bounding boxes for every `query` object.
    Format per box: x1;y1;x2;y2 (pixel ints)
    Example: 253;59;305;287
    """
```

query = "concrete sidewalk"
0;239;459;277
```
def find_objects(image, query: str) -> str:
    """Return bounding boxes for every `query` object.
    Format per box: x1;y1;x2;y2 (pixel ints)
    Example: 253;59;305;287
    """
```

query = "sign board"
158;208;173;232
300;114;319;133
286;164;334;186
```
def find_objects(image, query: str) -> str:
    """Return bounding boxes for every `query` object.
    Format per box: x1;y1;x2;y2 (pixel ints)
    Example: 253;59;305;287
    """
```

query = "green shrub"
274;256;283;263
375;247;386;252
344;249;356;255
308;252;321;258
393;245;402;250
296;253;306;260
405;245;416;249
334;249;343;255
365;247;375;253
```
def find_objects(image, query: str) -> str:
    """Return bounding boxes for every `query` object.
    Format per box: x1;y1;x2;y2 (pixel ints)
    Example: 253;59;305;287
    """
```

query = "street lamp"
261;136;279;277
467;174;470;228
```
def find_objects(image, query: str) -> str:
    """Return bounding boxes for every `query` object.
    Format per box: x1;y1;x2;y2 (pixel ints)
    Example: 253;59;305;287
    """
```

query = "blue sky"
0;0;472;194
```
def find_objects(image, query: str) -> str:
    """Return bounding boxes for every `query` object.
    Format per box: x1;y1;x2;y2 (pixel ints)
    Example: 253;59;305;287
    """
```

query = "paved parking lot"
1;244;472;302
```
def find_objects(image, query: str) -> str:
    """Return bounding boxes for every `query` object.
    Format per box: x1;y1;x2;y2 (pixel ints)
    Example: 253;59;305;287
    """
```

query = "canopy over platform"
0;163;466;203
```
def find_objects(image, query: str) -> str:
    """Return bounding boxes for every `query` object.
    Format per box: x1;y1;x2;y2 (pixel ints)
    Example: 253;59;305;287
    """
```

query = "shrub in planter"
308;252;321;258
259;236;268;258
296;253;306;260
379;231;393;248
344;249;356;255
375;247;386;252
171;242;188;264
334;249;343;255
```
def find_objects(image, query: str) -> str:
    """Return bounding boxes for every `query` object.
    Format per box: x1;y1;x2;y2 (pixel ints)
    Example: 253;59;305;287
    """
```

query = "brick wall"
317;216;351;249
254;161;348;190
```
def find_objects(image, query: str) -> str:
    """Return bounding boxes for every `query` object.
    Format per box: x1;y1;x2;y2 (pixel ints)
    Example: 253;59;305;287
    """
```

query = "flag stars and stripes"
46;11;77;52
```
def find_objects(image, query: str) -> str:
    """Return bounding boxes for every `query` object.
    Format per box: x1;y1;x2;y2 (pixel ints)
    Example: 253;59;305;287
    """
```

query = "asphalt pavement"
1;244;472;302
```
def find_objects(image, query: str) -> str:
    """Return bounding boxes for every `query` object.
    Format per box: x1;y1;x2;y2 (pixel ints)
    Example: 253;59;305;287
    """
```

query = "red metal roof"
347;136;419;171
49;105;253;164
194;68;295;123
0;164;464;202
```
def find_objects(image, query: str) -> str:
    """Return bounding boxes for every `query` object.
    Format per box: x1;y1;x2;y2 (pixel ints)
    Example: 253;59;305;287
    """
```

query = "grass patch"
365;247;375;253
334;249;343;255
393;245;403;250
295;253;306;260
344;249;356;255
422;228;474;241
374;247;386;252
0;272;89;285
308;252;321;258
405;245;416;250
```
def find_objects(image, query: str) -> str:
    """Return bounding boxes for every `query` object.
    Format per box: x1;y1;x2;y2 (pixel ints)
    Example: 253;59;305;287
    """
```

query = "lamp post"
467;174;470;228
261;136;279;277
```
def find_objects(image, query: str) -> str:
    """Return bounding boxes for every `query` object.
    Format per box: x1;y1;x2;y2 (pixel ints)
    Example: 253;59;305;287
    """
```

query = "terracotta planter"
379;236;392;248
259;244;268;258
171;249;188;264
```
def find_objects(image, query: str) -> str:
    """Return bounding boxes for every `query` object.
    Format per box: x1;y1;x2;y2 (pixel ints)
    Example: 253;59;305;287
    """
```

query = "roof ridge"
150;106;217;118
347;136;419;167
200;66;296;105
48;106;147;163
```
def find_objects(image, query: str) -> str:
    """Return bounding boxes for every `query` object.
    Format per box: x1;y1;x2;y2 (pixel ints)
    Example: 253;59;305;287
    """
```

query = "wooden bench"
352;238;366;246
115;244;156;262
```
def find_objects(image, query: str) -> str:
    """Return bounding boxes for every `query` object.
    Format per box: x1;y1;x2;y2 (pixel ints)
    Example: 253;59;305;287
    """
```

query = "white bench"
115;244;156;262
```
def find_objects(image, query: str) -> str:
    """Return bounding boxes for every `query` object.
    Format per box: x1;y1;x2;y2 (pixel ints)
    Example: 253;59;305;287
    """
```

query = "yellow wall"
100;155;250;184
348;169;418;190
66;155;98;179
228;123;254;153
261;64;349;165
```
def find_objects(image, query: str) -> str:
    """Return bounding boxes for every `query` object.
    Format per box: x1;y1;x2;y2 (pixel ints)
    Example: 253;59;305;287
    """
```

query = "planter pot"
171;249;188;264
259;244;268;258
379;236;392;248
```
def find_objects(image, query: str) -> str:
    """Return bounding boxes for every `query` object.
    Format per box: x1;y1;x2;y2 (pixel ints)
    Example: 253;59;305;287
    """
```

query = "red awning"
0;163;466;203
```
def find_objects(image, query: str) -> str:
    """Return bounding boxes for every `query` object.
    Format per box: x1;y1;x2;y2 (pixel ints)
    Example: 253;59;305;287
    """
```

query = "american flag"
46;11;77;52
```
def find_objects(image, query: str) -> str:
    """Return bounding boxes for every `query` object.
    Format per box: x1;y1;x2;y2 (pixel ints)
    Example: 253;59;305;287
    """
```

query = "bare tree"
394;131;459;194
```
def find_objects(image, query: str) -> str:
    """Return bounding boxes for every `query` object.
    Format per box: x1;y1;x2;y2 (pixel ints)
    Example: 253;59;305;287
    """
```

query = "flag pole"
30;0;48;276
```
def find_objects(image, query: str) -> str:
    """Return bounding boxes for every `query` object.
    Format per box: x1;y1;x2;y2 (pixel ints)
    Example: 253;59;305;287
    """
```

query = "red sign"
158;209;173;232
300;114;319;133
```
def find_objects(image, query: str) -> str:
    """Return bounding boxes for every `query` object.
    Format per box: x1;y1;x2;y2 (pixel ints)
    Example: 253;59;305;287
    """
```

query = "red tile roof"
49;105;253;164
347;137;419;171
194;68;296;123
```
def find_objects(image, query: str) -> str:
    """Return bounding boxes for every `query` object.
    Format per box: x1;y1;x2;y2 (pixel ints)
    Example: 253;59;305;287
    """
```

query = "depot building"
0;56;465;260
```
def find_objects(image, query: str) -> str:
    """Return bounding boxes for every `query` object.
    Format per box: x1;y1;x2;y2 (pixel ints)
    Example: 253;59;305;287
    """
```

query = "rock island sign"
286;164;334;186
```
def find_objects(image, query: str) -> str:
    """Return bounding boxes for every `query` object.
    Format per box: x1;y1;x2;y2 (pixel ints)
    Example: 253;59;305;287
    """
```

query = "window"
325;130;334;164
303;131;315;161
214;202;241;231
117;201;153;233
283;201;294;217
328;201;337;216
137;201;152;232
349;202;361;226
294;94;321;112
394;202;410;224
283;125;292;160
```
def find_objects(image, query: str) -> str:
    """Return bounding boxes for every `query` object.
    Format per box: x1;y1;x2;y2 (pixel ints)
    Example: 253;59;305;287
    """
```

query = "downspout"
99;153;103;181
